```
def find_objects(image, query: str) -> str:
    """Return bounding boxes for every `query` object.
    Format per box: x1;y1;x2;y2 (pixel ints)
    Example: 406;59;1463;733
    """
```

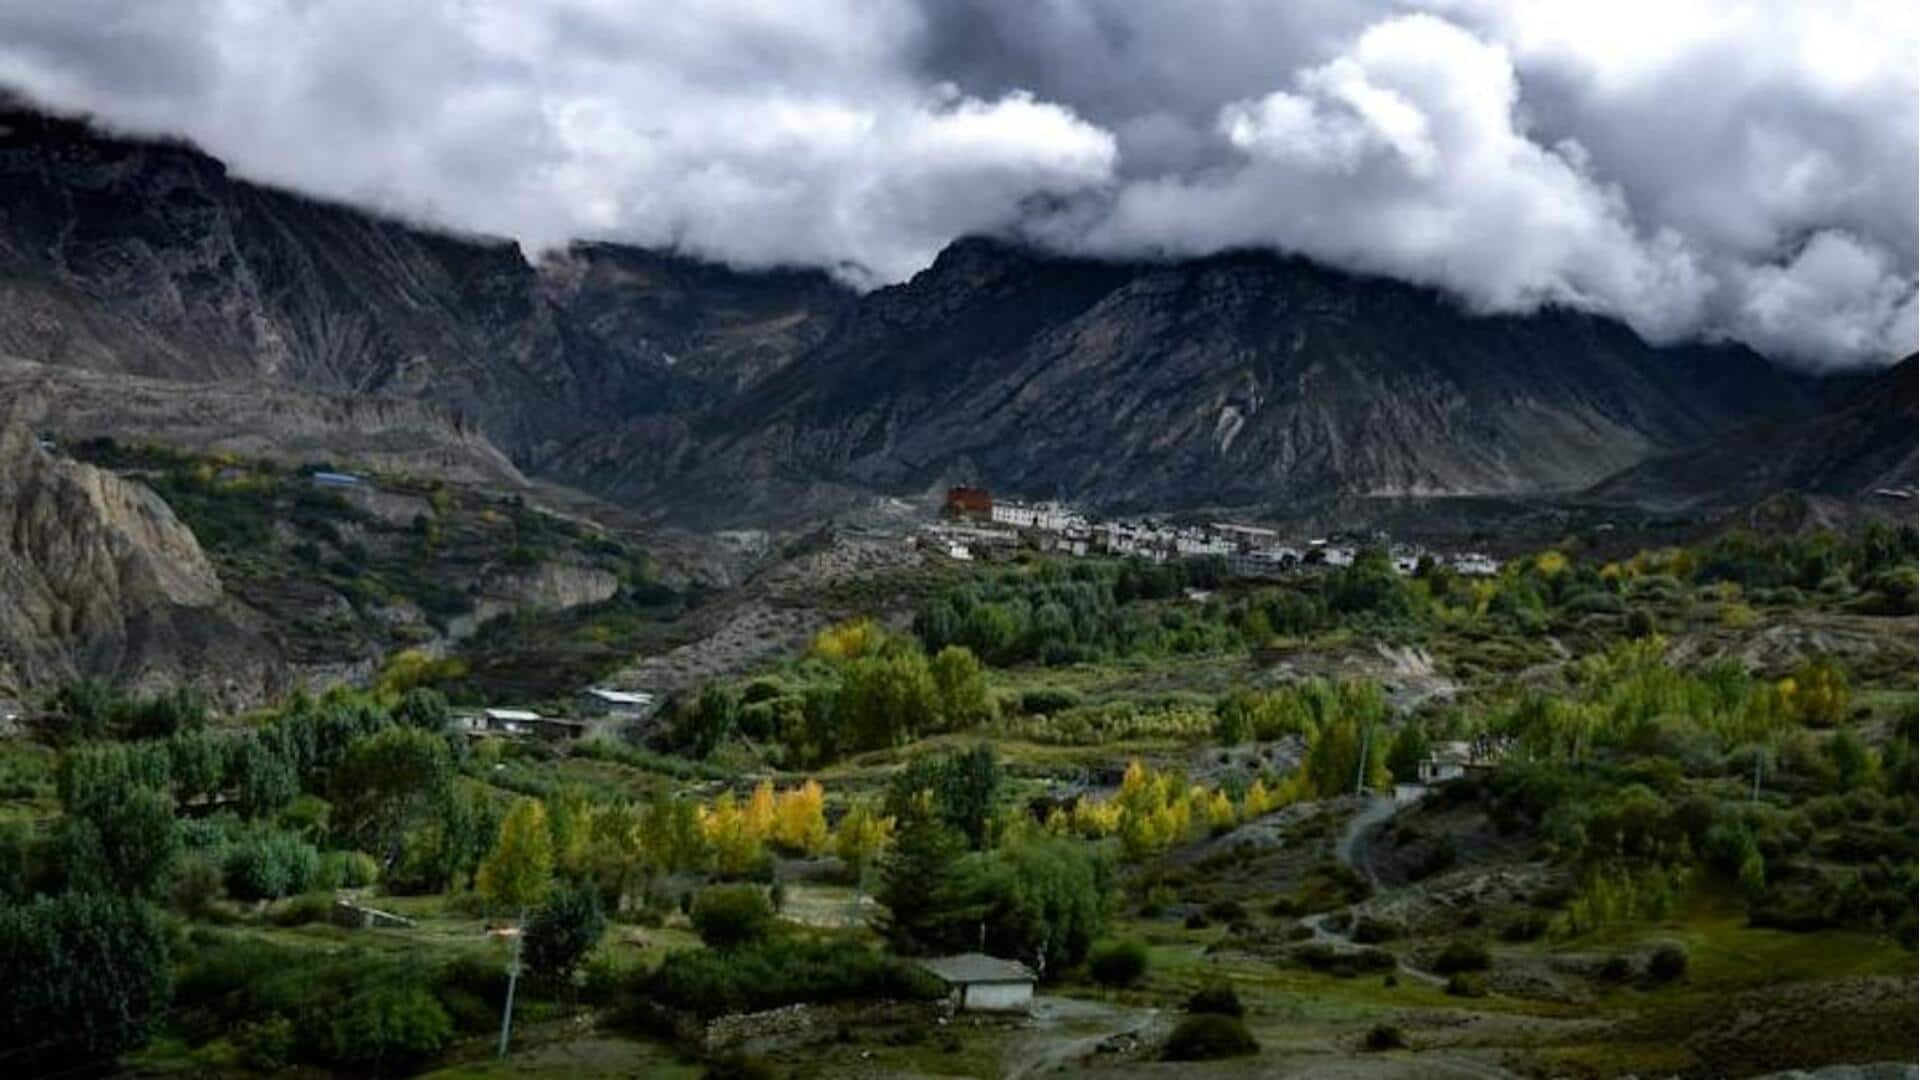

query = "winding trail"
1305;791;1448;987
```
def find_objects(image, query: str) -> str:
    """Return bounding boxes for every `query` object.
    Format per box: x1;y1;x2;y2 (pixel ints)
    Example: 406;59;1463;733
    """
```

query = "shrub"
1444;973;1486;998
643;937;942;1019
172;852;225;916
267;892;335;927
320;850;380;889
1018;687;1083;715
690;884;775;949
1088;938;1149;987
1648;943;1688;983
1183;911;1210;930
234;1014;296;1070
312;983;453;1071
1598;955;1633;982
524;882;607;986
224;829;321;901
0;894;172;1070
1351;916;1402;944
1291;943;1396;977
1185;983;1244;1017
1162;1014;1259;1060
1365;1023;1407;1051
1432;939;1491;974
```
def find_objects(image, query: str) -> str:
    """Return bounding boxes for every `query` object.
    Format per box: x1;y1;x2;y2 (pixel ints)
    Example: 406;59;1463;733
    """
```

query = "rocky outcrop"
0;415;279;700
480;562;620;613
0;356;526;487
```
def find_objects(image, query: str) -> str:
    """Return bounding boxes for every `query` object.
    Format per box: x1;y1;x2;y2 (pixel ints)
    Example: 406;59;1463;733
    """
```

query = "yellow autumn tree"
832;800;895;880
810;617;886;661
476;798;554;913
744;780;778;842
702;792;764;877
774;780;830;855
1241;778;1275;819
1206;789;1237;832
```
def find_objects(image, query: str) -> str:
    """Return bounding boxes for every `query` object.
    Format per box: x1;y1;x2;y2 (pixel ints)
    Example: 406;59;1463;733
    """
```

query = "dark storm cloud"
0;0;1910;366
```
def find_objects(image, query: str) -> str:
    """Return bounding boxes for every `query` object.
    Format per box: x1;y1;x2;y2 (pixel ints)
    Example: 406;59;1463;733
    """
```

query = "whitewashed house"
1451;553;1500;576
1418;740;1475;784
918;954;1036;1013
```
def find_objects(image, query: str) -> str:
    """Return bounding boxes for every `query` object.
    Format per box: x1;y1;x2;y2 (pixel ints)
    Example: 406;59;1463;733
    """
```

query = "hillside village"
926;486;1502;579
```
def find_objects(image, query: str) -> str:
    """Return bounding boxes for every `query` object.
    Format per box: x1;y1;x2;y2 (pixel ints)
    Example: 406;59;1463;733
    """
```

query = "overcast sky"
0;0;1912;368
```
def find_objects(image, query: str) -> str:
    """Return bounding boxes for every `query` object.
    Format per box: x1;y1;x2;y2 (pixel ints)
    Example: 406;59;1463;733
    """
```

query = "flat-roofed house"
578;687;657;720
483;707;541;735
917;953;1036;1013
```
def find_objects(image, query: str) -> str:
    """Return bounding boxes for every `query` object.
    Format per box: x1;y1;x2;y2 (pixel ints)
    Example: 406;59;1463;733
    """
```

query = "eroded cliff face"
0;418;280;700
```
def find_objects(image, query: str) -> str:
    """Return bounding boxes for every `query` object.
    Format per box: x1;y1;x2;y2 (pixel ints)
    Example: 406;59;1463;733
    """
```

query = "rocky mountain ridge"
575;237;1825;524
0;102;852;475
1589;355;1918;510
1;99;1893;533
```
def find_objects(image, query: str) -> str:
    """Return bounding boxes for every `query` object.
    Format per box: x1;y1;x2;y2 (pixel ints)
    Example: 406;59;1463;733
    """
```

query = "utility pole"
497;910;525;1059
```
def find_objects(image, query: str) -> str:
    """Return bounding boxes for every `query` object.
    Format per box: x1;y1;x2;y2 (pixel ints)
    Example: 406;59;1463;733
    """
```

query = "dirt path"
1003;996;1163;1078
1336;794;1403;888
1308;793;1449;988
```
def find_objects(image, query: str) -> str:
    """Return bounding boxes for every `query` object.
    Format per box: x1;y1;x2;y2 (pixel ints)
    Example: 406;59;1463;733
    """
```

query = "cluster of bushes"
39;681;208;744
915;558;1235;667
990;700;1215;746
662;634;994;767
171;934;499;1071
640;937;944;1020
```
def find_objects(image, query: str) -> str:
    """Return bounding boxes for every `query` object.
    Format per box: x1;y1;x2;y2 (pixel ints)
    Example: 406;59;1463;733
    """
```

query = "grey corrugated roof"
917;953;1035;985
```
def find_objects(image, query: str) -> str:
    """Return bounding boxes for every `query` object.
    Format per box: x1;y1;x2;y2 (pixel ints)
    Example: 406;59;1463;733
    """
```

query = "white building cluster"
929;494;1502;580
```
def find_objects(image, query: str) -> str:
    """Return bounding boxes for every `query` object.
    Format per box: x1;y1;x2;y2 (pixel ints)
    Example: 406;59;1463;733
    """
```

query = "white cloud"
0;0;1910;367
1085;16;1717;344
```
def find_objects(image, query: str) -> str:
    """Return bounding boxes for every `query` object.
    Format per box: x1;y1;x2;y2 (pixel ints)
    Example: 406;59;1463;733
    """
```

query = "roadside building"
917;954;1037;1013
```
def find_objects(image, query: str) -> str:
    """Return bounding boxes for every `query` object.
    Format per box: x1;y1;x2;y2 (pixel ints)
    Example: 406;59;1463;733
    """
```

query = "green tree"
0;894;171;1069
886;744;1003;850
232;730;298;818
477;798;555;913
875;797;969;955
93;786;179;899
690;883;776;948
956;837;1114;978
837;652;941;750
391;687;452;733
166;729;229;805
523;881;607;986
330;727;453;866
930;645;995;728
1386;724;1430;784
